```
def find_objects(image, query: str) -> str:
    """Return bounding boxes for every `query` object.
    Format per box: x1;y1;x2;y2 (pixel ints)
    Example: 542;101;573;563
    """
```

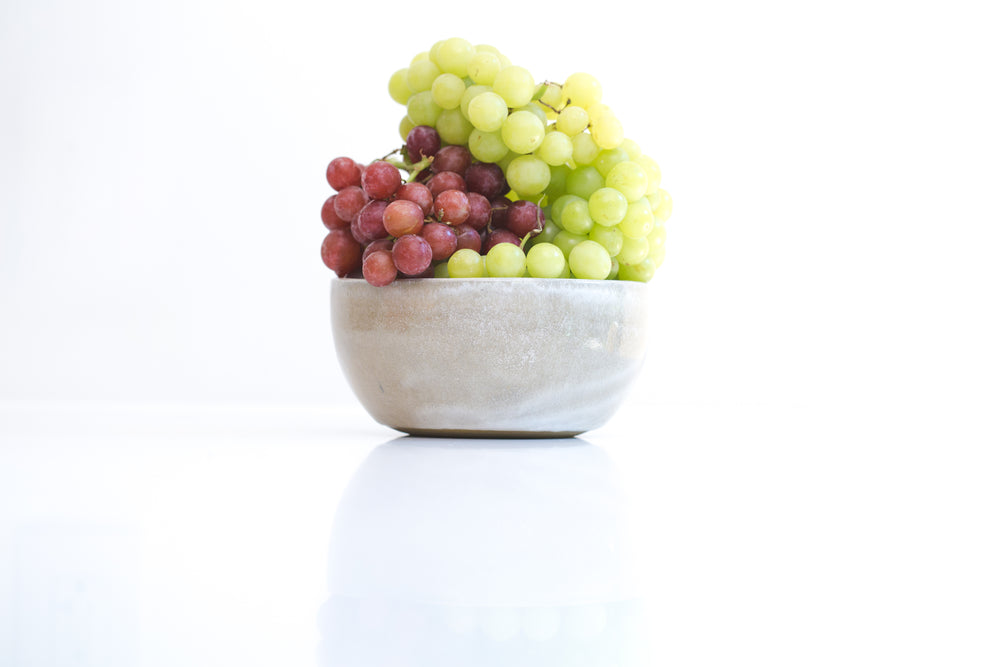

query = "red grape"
453;223;482;253
326;157;362;191
506;200;545;238
351;200;390;244
465;162;508;199
484;228;521;252
392;234;433;276
433;189;470;225
465;192;491;231
406;125;441;161
362;249;397;286
431;145;472;176
333;185;368;223
362;238;394;261
490;197;511;229
427;171;466;197
421;222;458;260
321;194;349;230
361;160;402;200
396;181;434;216
321;228;362;277
383;199;425;237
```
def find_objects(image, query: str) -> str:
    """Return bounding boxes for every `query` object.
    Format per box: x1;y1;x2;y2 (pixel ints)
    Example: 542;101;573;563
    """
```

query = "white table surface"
1;398;996;666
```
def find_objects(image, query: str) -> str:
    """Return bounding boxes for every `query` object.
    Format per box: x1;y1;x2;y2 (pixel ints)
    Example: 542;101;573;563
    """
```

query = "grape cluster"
320;37;672;286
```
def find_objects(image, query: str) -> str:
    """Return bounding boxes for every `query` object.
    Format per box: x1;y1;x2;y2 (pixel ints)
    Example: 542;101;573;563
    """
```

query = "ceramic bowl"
330;278;648;437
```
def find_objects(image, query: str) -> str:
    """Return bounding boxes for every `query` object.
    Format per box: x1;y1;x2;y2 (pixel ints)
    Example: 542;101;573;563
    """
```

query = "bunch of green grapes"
387;37;672;282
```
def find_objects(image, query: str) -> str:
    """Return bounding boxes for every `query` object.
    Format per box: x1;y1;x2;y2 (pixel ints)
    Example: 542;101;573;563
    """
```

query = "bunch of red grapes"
320;126;544;286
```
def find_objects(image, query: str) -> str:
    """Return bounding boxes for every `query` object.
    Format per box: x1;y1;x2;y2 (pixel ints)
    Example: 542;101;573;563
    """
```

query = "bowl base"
393;426;585;439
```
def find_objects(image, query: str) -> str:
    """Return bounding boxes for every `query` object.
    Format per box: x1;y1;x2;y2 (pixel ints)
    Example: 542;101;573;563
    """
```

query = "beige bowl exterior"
330;278;648;437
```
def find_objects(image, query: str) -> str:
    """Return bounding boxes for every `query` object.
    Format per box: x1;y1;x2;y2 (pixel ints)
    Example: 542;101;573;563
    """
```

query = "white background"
2;0;999;664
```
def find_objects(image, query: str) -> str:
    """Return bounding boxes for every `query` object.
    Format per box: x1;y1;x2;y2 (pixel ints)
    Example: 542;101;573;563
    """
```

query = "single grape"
535;219;561;245
505;155;550;197
453;223;483;252
555;105;589;136
565;165;604;200
396;181;434;216
559;197;594;235
465;162;508;199
362;238;393;261
561;72;602;108
537;131;574;166
506;200;545;238
399;115;415;141
605;161;648;202
485;241;527;277
571;133;601;166
361;161;402;200
553;229;587;258
460;84;491;120
351;199;391;244
433;189;470;225
321;194;349;230
326;157;362;191
421;222;459;260
388;69;410;105
468;91;510;134
501;110;545;154
484;228;521;253
362;249;398;286
382;199;425;237
647;220;667;254
636;155;662;194
406;90;442;127
492;65;535;108
618;257;656;282
619;198;654;239
433;261;450;278
617;235;649;265
588;187;628;226
406;59;441;93
619;138;642;160
431;73;466;109
594;147;630;177
568;240;612;280
651;188;673;222
526;242;566;279
426;170;466;196
468;129;509;163
489;197;511;229
406;125;441;161
467;51;501;85
431;145;472;176
465;191;491;230
448;248;486;278
332;185;368;223
588;224;625;256
435;108;474;145
392;234;433;276
590;113;624;150
434;37;474;77
321;228;363;278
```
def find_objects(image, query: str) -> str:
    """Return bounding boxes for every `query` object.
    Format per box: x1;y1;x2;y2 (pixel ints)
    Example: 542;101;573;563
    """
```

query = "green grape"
448;248;485;278
647;221;667;254
406;90;442;126
475;44;512;68
545;165;570;203
485;242;527;277
516;103;548;125
590;113;624;150
618;257;656;282
399;115;415;141
467;91;509;132
588;187;628;226
468;129;509;163
651;188;673;221
559;197;594;235
492;65;535;107
407;59;441;93
605;160;648;202
550;194;579;227
526;242;566;278
410;51;430;65
505;155;550;197
594;147;629;177
607;257;620;280
389;68;411;105
569;240;612;280
436;107;474;145
501;110;545;154
468;51;502;85
536;130;573;166
637;155;661;194
536;218;561;244
553;229;587;258
433;261;450;278
649;243;666;268
428;40;445;64
617;234;649;265
620;138;642;160
589;224;624;256
565;165;603;199
561;72;602;109
619;198;654;239
431;73;466;110
571;133;600;165
460;84;491;120
434;37;475;77
555;105;589;136
586;102;612;122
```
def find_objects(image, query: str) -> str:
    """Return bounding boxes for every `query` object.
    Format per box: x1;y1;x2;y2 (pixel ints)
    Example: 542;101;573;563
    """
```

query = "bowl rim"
330;276;650;288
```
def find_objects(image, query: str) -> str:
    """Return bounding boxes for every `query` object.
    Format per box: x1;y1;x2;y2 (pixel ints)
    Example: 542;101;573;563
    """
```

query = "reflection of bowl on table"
319;438;644;665
330;278;649;437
